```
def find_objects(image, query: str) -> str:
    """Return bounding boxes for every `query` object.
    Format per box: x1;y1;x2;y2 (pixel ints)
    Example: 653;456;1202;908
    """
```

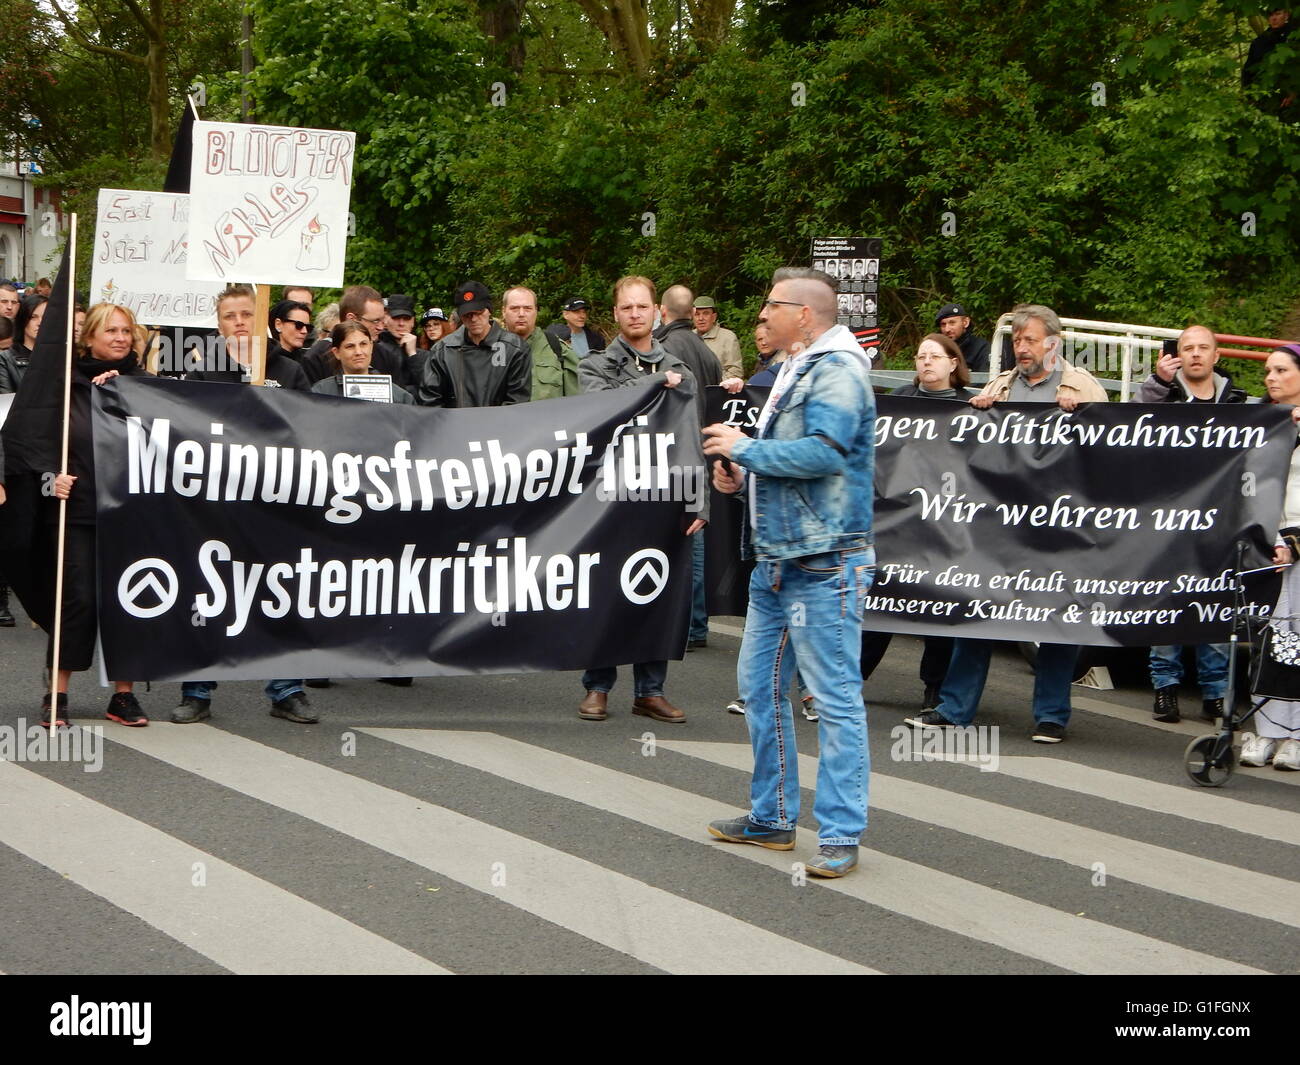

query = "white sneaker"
801;696;819;722
1273;738;1300;771
1239;732;1279;767
726;698;745;715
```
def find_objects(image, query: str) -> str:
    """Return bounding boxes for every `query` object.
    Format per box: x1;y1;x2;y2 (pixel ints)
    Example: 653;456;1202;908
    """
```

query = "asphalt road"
0;603;1296;978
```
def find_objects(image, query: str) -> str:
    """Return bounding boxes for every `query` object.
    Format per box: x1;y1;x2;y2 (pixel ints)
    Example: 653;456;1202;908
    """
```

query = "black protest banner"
703;386;767;615
93;378;705;681
867;396;1291;646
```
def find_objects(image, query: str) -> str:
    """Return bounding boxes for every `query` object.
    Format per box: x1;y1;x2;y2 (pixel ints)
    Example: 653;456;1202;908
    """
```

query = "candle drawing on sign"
297;215;330;272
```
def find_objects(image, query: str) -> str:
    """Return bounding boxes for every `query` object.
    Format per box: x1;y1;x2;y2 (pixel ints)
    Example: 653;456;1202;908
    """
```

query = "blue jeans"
737;546;873;847
690;531;709;642
1149;644;1229;698
581;662;667;698
936;639;1076;728
182;679;304;703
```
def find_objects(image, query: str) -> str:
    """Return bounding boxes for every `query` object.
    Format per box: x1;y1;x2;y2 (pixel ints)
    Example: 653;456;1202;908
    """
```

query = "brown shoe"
578;690;608;721
632;696;686;724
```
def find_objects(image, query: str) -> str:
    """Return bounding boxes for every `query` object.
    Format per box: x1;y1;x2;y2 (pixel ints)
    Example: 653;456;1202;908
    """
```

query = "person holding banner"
45;303;152;727
310;320;415;405
859;333;973;709
702;267;876;878
577;275;705;724
1241;343;1300;770
174;284;317;725
908;304;1105;744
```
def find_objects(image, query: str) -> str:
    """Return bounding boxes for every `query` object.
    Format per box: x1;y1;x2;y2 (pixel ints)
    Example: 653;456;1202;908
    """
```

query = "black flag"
0;241;73;629
163;98;196;195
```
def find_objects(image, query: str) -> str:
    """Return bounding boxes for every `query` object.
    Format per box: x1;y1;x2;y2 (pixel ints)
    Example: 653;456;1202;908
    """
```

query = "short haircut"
1011;304;1061;337
270;299;311;330
502;286;536;307
918;332;971;389
315;302;340;333
79;301;139;356
216;283;255;310
282;285;314;301
769;267;837;323
612;275;656;306
339;285;382;320
660;284;694;320
1179;323;1217;346
0;282;17;295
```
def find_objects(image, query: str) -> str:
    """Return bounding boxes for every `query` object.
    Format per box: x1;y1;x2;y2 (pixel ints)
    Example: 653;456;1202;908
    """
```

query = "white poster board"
90;189;217;328
186;121;355;288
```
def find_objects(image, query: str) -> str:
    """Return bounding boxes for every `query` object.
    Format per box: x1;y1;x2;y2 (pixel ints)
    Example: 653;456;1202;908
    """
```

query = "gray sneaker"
806;845;859;878
707;814;795;851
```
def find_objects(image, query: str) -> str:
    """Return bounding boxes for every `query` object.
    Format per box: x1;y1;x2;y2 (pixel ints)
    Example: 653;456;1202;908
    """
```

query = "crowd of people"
1;265;1299;878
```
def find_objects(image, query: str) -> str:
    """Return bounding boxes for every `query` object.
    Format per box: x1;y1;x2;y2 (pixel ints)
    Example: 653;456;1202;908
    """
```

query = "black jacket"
67;353;152;524
545;321;605;354
956;330;991;375
186;350;310;391
418;322;532;407
654;318;722;423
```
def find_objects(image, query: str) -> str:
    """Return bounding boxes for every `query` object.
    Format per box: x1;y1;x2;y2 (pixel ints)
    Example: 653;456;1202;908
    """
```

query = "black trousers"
46;523;98;673
860;630;953;686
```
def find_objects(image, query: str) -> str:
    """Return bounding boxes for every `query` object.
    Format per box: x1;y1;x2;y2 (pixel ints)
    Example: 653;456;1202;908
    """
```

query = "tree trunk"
479;0;527;78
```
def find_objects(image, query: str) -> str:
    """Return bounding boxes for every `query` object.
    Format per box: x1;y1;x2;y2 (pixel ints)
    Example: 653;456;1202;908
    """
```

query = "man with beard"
935;302;991;375
906;304;1105;745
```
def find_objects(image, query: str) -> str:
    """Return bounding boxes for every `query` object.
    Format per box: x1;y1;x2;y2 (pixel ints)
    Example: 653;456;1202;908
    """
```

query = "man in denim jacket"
702;268;876;878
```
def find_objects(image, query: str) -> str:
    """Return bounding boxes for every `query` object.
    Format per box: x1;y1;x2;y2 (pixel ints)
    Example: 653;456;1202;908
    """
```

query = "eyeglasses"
283;319;311;330
762;299;805;309
361;316;385;327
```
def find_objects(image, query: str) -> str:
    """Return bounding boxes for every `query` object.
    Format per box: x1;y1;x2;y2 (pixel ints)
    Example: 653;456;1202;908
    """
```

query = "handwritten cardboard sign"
185;121;355;288
90;189;217;328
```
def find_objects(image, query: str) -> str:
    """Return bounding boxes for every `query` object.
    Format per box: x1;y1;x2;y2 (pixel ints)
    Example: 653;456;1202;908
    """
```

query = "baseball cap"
455;281;493;314
693;296;717;310
563;297;589;312
385;293;416;317
422;307;448;323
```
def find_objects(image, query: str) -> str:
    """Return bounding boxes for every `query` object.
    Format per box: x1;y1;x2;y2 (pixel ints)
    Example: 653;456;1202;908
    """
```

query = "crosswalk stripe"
951;754;1300;846
0;760;447;975
363;729;1264;975
663;739;1300;931
103;726;875;975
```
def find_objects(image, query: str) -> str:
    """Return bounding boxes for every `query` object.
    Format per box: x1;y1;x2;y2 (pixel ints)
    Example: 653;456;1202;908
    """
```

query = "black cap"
563;297;589;312
385;293;415;317
454;281;492;314
934;303;967;327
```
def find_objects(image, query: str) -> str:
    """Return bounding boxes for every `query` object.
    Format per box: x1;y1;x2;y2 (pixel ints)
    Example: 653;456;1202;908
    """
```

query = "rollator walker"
1183;541;1292;787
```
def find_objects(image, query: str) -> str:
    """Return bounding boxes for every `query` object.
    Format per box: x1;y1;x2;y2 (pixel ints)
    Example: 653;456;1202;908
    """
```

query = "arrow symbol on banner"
620;549;670;605
117;559;179;619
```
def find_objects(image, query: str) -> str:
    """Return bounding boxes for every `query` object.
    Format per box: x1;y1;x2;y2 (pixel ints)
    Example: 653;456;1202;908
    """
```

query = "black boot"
1152;686;1180;722
0;584;14;627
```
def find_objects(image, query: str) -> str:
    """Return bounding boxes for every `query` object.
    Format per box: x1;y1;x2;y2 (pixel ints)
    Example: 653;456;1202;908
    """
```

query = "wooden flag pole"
47;213;77;726
250;283;270;385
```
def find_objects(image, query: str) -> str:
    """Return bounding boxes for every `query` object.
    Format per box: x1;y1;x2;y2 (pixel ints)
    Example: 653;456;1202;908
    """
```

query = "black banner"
94;378;705;681
704;389;1293;645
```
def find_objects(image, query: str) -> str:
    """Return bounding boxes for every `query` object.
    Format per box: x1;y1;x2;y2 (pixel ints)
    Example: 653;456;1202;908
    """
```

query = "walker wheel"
1184;734;1236;787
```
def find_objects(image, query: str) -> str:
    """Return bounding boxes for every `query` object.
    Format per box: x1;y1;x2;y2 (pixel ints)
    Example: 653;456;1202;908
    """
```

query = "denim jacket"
731;325;875;561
